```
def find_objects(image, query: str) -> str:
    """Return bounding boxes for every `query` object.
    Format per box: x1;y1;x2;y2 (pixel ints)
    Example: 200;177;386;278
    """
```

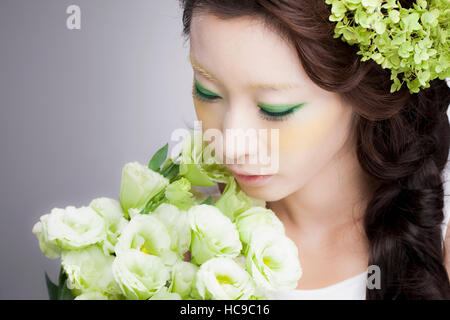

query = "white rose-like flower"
169;260;198;299
127;208;141;220
89;197;128;254
245;226;302;292
234;207;285;247
32;213;61;259
61;245;122;299
188;204;242;265
74;291;110;300
112;250;170;300
119;162;169;217
152;203;191;258
193;257;255;300
114;214;177;266
45;206;106;250
148;286;181;300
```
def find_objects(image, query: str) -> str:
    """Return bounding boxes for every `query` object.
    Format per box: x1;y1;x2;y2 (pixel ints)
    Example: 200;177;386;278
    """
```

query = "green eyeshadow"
257;101;306;114
194;78;220;97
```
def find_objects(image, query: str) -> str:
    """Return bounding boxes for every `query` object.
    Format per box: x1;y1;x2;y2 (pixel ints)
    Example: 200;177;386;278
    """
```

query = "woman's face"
189;12;355;201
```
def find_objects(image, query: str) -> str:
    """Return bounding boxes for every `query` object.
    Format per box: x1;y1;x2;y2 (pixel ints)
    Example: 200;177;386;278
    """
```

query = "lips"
229;169;274;187
230;169;261;176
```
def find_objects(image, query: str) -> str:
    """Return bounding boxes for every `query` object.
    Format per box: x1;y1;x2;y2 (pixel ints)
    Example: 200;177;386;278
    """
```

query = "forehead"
189;12;308;87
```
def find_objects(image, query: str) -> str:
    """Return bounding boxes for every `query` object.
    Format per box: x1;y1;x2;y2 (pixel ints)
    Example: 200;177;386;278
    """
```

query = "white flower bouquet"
32;131;302;300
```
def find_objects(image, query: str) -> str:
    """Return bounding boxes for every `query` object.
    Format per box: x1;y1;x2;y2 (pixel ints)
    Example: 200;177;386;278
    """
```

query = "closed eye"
257;102;306;122
191;76;306;122
193;78;221;102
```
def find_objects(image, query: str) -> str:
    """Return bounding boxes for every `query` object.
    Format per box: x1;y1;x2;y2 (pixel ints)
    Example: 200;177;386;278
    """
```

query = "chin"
237;182;288;202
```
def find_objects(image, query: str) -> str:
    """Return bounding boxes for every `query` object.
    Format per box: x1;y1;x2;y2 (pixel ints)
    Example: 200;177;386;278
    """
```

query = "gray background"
0;0;195;299
1;1;449;300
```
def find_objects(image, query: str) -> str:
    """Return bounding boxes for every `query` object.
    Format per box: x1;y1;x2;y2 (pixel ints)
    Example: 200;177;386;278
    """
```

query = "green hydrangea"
325;0;449;93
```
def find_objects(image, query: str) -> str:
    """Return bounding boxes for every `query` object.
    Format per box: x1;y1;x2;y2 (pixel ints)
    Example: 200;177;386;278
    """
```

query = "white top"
270;160;450;300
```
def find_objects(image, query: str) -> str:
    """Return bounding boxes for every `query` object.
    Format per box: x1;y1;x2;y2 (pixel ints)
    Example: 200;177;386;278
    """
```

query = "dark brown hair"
179;0;450;299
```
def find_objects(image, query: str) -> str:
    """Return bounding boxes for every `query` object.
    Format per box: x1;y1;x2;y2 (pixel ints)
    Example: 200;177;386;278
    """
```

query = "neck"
268;144;376;238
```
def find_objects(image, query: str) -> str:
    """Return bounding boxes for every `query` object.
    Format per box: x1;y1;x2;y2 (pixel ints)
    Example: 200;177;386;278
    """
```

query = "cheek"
278;103;346;152
193;99;223;130
193;99;211;123
274;102;353;179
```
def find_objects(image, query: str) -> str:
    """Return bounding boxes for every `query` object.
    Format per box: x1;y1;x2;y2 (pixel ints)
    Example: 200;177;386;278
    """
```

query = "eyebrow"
189;55;301;91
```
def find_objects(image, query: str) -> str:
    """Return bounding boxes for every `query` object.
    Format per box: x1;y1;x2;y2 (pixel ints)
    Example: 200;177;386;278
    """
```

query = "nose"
222;103;259;166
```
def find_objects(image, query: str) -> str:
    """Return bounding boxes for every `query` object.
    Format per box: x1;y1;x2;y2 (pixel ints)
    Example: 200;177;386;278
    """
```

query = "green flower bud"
119;162;169;217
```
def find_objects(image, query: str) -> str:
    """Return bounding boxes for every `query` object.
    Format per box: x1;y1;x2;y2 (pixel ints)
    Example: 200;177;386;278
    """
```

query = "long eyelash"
257;108;297;122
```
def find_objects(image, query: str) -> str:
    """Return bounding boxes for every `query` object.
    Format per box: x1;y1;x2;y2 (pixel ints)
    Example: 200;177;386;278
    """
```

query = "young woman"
178;0;450;299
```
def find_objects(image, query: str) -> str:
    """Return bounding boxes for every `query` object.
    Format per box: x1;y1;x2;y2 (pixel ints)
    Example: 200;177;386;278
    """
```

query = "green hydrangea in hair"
325;0;449;93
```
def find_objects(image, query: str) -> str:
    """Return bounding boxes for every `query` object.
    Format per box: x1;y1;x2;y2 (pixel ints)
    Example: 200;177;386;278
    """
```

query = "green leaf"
140;196;155;214
57;266;65;288
160;160;175;176
140;188;167;214
139;203;151;215
200;196;212;205
57;267;74;300
59;281;74;300
45;272;58;300
165;164;180;181
148;143;169;172
160;158;173;172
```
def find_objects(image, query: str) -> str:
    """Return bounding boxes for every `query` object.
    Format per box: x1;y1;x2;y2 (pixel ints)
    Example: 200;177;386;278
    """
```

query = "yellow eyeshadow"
278;102;344;151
